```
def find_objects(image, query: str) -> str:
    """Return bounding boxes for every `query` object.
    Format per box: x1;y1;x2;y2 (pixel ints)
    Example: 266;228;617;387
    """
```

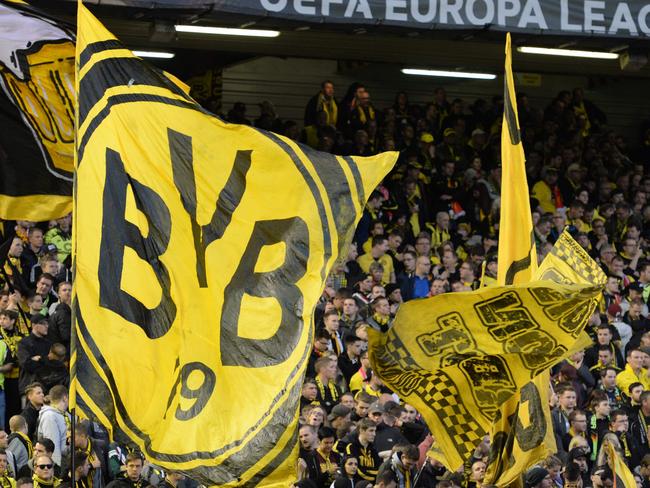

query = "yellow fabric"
606;442;636;488
369;230;605;471
616;364;650;394
357;253;394;284
348;370;367;392
498;33;537;286
531;181;555;215
70;4;397;487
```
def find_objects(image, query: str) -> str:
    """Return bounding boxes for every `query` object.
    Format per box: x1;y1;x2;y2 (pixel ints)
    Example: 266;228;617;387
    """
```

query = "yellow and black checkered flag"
497;33;536;286
70;4;396;487
484;229;606;487
0;1;74;220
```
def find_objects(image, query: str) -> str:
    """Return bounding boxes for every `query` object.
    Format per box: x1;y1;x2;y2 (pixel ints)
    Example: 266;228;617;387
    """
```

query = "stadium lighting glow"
517;46;619;59
401;68;496;80
175;25;280;37
132;50;175;59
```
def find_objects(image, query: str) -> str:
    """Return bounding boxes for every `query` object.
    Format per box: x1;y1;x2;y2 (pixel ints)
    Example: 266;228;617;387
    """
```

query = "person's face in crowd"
321;360;337;381
547;464;561;480
347;243;359;262
623;239;639;256
0;453;7;474
319;435;335;455
371;285;385;300
126;458;143;482
33;442;48;459
442;251;457;268
572;413;588;434
29;295;43;313
577;234;590;249
36;277;53;297
314;336;329;353
299;426;317;449
344;457;358;477
0;295;7;310
348;340;363;358
602;369;617;388
359;426;376;444
8;238;23;258
631;302;643;317
403;253;416;272
307;408;325;427
355;400;370;418
387;234;402;251
610;256;626;275
356;325;369;343
577;190;589;204
340;394;355;409
597;328;612;345
415;256;431;276
389;288;402;304
322;82;334;98
459;262;473;281
629;351;645;371
323;301;336;314
415;238;431;257
605;277;619;294
360;275;374;293
32;320;48;338
442;161;455;177
592;220;605;236
430;279;446;296
42;260;59;276
436;212;450;230
632;385;645;403
628;226;641;240
552;213;565;229
559;390;577;411
324;314;339;334
574;456;588;472
343;298;358;317
595;400;611;418
0;314;15;331
29;229;44;250
302;382;317;401
403;404;417;422
357;92;370;108
34;456;54;481
610;414;629;433
470;461;486;481
375;298;390;316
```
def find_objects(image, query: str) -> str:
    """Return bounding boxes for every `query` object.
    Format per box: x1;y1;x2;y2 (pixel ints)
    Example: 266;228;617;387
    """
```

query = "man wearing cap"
328;405;352;432
374;402;408;455
617;348;650;395
418;133;436;170
532;168;563;215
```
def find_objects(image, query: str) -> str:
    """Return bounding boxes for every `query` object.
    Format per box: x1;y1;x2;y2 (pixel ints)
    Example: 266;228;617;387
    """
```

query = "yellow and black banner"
70;4;396;487
0;1;74;220
368;229;604;472
497;32;536;286
484;230;606;487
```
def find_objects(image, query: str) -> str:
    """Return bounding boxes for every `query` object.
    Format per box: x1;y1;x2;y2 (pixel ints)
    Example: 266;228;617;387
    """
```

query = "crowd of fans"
2;80;650;488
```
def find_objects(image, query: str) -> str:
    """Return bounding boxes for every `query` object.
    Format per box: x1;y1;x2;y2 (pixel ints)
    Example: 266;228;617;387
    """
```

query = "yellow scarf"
356;105;375;125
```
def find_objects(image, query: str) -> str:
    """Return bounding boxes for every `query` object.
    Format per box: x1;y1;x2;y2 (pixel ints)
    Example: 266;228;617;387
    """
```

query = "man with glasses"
31;455;58;488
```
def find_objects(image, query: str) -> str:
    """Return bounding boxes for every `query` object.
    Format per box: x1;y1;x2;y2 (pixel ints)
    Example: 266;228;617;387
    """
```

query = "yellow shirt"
357;253;394;285
531;180;555;214
616;363;650;395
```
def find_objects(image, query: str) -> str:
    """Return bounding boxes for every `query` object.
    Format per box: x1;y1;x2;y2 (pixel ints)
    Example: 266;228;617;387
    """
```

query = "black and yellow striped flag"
70;4;396;487
0;1;74;220
497;32;536;286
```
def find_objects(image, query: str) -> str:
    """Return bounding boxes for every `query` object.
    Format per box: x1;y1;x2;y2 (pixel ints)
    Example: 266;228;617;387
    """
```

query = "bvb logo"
74;94;339;478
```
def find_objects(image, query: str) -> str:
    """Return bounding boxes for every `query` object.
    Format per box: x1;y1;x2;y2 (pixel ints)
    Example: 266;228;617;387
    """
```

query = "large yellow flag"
497;32;536;286
70;4;396;486
0;1;74;220
368;275;600;470
484;231;605;487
